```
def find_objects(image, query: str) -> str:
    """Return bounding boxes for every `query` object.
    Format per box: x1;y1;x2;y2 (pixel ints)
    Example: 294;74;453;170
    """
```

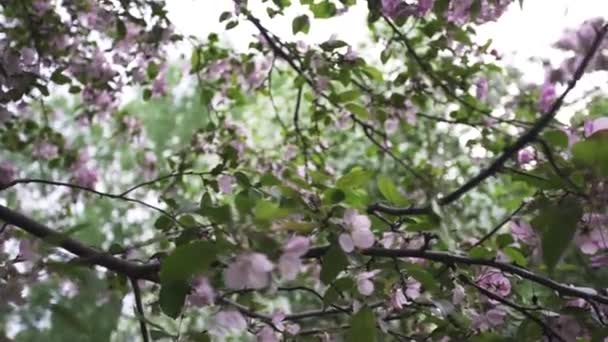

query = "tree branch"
130;277;150;342
469;200;528;249
303;245;608;305
0;204;159;281
1;178;181;227
461;275;565;342
369;22;608;216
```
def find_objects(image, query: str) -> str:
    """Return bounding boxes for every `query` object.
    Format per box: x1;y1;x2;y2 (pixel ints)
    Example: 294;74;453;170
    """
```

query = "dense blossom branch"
304;246;608;305
382;15;534;129
370;22;608;216
245;12;430;184
461;276;566;342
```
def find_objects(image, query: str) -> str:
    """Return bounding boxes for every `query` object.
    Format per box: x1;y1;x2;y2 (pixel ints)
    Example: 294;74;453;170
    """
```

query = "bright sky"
166;0;608;99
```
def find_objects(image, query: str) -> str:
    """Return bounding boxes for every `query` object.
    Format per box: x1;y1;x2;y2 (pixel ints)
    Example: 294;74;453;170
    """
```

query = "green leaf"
147;62;159;79
310;1;337;18
320;244;349;284
572;135;608;176
336;167;372;189
336;90;361;102
188;332;212;342
377;175;408;206
345;103;369;119
50;70;71;85
254;200;288;221
154;215;174;230
320;39;348;51
323;188;346;204
542;130;568;150
276;220;316;233
178;214;197;228
159;281;188;318
116;19;127;40
502;246;528;266
403;263;439;291
202;204;232;224
160;241;218;283
292;14;310;34
531;198;582;271
219;11;232;22
361;65;384;81
347;306;377;342
225;20;239;30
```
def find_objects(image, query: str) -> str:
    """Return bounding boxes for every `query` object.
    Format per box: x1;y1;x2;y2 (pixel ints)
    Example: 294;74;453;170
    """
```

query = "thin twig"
130;277;150;342
535;138;586;196
293;85;310;182
461;275;566;342
2;178;181;227
469;200;528;249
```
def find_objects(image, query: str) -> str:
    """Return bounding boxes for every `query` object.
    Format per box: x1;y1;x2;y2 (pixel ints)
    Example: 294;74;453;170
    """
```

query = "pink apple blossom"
384;118;399;135
416;0;434;16
510;219;539;246
224;252;274;289
339;209;375;252
188;276;214;307
0;160;16;186
476;77;489;102
218;175;236;194
256;326;278;342
278;236;310;280
356;270;381;296
517;147;535;165
33;141;58;160
470;308;506;331
446;0;472;25
381;0;403;19
538;82;556;113
452;284;465;305
584;117;608;137
212;310;247;335
476;268;511;297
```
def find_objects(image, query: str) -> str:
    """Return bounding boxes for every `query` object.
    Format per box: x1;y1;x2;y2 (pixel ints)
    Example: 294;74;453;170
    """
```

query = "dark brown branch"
130;277;150;342
0;204;160;281
293;85;310;182
303;246;608;305
461;276;565;342
370;22;608;216
246;13;430;184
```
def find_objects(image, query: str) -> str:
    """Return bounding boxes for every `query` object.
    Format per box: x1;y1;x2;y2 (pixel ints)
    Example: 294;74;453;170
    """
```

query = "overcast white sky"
164;0;608;123
166;0;607;83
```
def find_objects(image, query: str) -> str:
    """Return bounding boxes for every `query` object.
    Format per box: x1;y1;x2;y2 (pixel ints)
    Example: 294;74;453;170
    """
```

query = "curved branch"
370;22;608;216
0;204;160;281
303;246;608;305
